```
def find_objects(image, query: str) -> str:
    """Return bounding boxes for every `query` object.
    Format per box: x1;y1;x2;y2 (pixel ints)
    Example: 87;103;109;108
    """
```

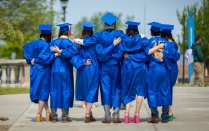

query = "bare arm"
148;43;164;55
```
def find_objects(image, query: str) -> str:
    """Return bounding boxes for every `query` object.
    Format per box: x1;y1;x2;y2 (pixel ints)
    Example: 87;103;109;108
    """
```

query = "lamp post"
182;15;186;84
60;0;69;22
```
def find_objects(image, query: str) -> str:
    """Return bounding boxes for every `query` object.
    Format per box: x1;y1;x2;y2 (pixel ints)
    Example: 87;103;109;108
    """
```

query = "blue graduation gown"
167;42;180;87
23;39;53;103
119;35;150;105
49;37;78;109
71;37;116;103
71;44;99;104
83;29;125;108
163;41;180;105
147;37;171;108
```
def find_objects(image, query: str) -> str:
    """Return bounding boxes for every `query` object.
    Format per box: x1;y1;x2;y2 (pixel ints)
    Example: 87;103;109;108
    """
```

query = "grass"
0;87;29;95
175;82;189;87
175;82;209;87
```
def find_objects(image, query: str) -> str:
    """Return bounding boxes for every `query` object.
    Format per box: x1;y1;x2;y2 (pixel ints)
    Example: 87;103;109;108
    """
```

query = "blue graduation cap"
56;23;72;32
147;22;161;32
160;24;174;34
125;21;140;30
100;12;119;26
38;24;52;34
81;22;97;31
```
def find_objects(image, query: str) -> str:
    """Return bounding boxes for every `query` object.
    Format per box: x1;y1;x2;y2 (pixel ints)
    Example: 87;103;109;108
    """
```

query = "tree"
0;0;60;59
177;0;209;74
72;12;134;38
0;18;24;58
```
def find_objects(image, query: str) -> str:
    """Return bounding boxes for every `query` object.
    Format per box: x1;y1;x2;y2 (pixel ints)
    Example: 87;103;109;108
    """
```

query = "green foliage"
176;0;209;71
0;18;24;58
176;3;198;54
72;12;134;38
0;87;29;95
0;0;60;59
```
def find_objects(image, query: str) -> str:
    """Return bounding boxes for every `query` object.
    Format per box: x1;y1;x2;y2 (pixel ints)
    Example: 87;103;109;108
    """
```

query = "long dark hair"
77;30;94;49
126;29;139;36
161;32;177;45
150;30;161;36
40;33;52;43
80;30;93;39
58;31;69;38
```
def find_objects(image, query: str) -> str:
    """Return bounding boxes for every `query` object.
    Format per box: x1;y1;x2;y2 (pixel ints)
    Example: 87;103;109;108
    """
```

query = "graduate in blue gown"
70;22;121;123
160;24;180;121
82;13;163;123
23;24;57;122
147;22;178;123
118;21;165;124
80;12;125;123
49;23;78;123
147;22;168;123
120;21;149;124
71;22;97;123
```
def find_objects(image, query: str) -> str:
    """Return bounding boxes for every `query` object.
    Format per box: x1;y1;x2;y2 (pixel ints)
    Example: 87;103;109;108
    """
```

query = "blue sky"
53;0;200;40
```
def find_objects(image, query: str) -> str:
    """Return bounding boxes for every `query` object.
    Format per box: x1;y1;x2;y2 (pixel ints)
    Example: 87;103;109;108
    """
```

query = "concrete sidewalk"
0;87;209;131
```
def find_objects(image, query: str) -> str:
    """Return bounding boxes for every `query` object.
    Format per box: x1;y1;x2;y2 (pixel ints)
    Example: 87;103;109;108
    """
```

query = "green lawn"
0;87;29;95
175;82;189;87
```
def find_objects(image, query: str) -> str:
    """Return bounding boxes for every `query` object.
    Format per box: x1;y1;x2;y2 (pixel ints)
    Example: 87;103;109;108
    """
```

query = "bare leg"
38;100;45;115
36;100;45;122
135;96;143;113
82;101;86;108
125;102;131;115
131;96;143;123
169;106;173;115
43;102;50;113
168;105;174;121
43;102;51;122
85;101;92;115
124;102;131;124
84;101;92;123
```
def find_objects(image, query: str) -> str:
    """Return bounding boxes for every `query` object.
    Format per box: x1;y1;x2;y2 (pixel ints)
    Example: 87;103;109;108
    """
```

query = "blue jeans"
150;105;169;120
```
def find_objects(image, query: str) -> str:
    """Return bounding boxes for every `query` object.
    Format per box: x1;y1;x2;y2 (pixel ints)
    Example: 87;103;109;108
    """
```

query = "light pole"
60;0;69;22
182;15;186;84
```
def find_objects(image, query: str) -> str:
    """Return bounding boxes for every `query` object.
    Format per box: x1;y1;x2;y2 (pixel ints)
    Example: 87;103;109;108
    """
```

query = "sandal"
85;113;90;123
90;112;96;122
168;114;174;121
124;112;130;124
131;112;140;123
36;114;44;122
46;112;51;122
0;117;9;121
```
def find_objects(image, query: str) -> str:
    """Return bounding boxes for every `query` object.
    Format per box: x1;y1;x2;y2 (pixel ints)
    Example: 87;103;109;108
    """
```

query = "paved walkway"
0;87;209;131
